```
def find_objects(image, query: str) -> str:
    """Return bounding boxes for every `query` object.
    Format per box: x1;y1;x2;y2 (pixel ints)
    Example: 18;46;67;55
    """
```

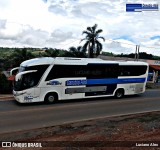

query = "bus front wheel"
45;93;58;104
115;89;124;99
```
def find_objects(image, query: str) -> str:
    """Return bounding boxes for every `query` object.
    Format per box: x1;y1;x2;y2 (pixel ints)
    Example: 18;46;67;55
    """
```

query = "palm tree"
81;24;105;58
69;46;87;58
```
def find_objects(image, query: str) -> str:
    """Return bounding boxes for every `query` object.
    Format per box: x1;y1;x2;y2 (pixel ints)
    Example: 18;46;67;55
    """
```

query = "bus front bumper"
13;90;26;103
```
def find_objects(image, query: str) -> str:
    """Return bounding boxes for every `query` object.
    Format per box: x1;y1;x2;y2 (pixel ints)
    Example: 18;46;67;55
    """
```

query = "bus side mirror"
15;73;22;82
10;67;19;76
15;70;38;81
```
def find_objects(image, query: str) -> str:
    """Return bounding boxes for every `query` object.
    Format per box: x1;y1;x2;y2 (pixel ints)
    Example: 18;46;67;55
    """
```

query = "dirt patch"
1;112;160;150
0;94;14;101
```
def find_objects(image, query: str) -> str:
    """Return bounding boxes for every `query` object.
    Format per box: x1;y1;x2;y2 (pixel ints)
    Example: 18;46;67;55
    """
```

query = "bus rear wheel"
115;89;124;99
45;93;58;104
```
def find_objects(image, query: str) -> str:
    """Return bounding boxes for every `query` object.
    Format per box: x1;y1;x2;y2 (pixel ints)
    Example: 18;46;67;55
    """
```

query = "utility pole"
135;45;140;61
137;45;140;60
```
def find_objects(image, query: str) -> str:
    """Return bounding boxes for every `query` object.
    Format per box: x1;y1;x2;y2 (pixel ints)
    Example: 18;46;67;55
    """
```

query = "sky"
0;0;160;55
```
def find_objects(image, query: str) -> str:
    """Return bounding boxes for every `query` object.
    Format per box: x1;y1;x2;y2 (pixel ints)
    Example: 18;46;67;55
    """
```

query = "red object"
150;65;160;70
8;75;15;81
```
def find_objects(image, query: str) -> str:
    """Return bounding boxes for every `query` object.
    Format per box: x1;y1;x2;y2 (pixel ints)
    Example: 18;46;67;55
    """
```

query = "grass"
138;114;160;123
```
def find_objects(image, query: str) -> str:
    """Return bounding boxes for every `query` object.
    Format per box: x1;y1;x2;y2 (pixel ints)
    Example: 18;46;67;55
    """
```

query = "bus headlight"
13;91;26;96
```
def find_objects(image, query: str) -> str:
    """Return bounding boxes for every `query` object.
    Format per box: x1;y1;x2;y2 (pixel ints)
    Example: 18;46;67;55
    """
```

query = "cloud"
0;21;21;41
0;0;10;9
0;21;77;48
50;29;74;42
48;5;67;16
18;27;49;47
70;2;110;19
104;40;135;54
42;0;48;3
0;22;50;47
0;0;160;55
0;19;6;29
47;0;111;21
141;39;160;47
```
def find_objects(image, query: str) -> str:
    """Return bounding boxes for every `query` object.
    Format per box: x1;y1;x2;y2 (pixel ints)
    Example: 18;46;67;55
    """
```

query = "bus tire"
114;89;124;99
45;92;58;104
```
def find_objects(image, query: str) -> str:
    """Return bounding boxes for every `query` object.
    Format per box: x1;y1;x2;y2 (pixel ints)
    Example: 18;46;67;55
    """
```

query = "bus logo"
66;80;87;86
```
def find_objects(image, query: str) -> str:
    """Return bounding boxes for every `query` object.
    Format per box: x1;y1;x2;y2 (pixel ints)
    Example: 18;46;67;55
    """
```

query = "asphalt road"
0;89;160;135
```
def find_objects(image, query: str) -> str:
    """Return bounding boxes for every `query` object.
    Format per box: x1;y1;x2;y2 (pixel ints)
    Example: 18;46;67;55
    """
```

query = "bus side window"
119;67;124;76
120;70;123;76
119;65;147;76
125;71;130;76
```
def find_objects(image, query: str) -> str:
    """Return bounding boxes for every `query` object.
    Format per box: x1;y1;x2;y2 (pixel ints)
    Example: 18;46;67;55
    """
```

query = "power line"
58;38;81;48
141;45;160;49
106;39;135;46
57;38;160;52
59;37;160;50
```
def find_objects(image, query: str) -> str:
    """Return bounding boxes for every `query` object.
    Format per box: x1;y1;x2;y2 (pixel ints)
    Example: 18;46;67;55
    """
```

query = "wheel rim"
48;95;55;103
116;90;123;98
117;92;122;98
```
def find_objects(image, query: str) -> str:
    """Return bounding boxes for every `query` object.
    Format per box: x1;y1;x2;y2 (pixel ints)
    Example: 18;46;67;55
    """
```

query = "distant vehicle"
11;57;149;103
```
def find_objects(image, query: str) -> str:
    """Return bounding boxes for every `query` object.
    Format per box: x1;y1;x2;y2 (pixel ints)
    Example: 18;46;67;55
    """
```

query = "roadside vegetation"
1;46;159;94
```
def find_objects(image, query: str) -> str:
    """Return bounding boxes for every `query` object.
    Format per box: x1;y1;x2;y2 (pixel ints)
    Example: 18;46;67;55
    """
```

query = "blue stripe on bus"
87;78;146;85
66;78;146;86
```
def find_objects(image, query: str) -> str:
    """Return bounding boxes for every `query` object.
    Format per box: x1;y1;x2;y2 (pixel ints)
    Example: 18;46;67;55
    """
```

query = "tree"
10;48;35;67
117;52;154;60
81;24;105;58
69;46;87;58
101;52;114;57
0;73;12;94
44;48;60;57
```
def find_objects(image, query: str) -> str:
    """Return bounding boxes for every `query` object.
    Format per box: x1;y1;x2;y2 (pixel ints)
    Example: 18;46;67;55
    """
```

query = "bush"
0;73;12;94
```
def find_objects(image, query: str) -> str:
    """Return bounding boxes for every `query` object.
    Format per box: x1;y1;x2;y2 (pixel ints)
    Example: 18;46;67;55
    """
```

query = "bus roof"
20;57;148;67
21;57;55;67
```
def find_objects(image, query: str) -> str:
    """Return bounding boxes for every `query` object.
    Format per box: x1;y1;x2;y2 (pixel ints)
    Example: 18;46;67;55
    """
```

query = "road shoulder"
1;111;160;146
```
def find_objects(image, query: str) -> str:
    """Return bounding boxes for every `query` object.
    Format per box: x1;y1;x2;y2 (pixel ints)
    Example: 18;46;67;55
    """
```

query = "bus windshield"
14;71;37;91
14;65;49;91
19;66;26;73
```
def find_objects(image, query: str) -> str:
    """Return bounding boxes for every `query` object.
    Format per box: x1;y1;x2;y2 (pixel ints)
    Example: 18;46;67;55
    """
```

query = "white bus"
12;57;149;103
